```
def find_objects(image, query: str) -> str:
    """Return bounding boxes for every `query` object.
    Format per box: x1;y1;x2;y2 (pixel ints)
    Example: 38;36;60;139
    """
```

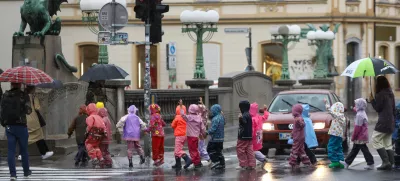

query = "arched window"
78;45;99;76
261;43;283;84
136;45;158;89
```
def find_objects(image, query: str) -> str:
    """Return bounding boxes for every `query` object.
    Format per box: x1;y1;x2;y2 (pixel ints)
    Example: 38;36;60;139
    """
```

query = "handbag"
32;96;46;127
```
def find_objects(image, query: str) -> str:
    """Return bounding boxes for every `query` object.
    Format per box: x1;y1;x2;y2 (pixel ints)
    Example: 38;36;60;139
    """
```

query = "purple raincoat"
122;105;142;141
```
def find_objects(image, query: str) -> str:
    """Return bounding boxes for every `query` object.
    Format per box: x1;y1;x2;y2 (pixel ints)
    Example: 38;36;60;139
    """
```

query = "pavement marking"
0;166;143;180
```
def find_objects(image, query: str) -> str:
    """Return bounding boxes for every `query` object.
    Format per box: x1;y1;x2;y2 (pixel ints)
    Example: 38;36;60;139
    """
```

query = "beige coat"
26;94;44;145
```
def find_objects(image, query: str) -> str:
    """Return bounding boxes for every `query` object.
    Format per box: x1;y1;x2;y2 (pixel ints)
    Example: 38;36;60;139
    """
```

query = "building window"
79;45;99;76
136;45;158;89
203;43;221;82
261;43;282;84
378;45;388;60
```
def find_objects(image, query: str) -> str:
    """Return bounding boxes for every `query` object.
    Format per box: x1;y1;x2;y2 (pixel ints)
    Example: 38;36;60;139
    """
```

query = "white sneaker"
340;161;349;169
364;164;374;170
17;155;21;161
42;151;54;160
10;177;17;180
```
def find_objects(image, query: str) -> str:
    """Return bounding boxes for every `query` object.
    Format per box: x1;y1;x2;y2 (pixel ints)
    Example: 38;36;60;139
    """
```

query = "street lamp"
270;25;301;80
306;29;335;78
180;10;219;79
80;0;127;65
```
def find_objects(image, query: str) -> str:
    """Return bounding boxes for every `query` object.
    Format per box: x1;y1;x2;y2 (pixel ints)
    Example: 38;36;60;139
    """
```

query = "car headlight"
263;123;274;131
313;122;325;130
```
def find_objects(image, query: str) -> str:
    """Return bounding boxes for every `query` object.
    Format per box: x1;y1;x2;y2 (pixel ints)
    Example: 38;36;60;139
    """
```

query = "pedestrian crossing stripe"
0;167;146;180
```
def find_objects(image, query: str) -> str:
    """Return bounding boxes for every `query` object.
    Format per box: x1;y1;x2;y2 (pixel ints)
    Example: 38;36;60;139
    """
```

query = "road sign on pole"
98;2;129;32
224;28;249;33
98;31;112;45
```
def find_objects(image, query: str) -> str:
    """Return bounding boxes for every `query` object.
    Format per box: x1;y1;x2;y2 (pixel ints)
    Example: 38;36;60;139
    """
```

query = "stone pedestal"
298;79;334;90
105;79;131;143
12;36;78;83
272;79;296;96
185;79;214;109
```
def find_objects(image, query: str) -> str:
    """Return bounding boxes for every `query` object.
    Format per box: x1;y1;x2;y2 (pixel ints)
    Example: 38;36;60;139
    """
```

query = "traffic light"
149;1;169;44
134;0;148;21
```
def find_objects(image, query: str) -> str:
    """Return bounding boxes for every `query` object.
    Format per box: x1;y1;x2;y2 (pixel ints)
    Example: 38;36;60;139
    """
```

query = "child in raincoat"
146;104;166;166
325;101;347;168
237;100;256;170
68;105;89;167
299;104;318;165
85;103;107;168
393;103;400;149
171;104;192;170
116;105;147;168
183;104;205;168
198;97;210;162
250;102;269;168
288;104;311;169
343;98;374;170
206;104;226;169
98;107;113;168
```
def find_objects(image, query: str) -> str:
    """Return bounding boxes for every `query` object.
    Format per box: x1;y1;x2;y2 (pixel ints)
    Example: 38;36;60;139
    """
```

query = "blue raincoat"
302;104;318;148
392;103;400;140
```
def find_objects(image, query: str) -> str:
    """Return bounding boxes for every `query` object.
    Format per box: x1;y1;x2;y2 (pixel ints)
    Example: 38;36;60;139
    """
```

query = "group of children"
288;98;375;170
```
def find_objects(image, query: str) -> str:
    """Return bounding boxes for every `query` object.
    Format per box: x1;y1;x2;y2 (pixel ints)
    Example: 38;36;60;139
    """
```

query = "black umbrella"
79;64;129;82
36;80;63;89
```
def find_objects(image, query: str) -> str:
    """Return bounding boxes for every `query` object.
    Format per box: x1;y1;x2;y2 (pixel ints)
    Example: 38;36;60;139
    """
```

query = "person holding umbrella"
369;76;396;170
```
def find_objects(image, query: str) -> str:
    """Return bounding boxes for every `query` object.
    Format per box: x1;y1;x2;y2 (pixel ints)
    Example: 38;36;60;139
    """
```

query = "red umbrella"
0;66;54;85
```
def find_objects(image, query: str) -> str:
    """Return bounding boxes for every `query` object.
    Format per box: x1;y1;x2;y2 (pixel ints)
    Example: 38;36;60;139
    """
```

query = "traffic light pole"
143;19;152;160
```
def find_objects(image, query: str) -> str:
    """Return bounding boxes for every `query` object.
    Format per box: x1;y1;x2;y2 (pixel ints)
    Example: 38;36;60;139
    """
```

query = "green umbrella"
341;57;399;78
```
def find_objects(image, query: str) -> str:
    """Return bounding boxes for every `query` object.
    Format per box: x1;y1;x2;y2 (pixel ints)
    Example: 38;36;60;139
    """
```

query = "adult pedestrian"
22;86;54;159
1;83;32;180
370;76;396;170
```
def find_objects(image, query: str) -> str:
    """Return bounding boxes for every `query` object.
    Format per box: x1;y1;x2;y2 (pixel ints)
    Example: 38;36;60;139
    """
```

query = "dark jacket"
238;101;252;140
68;114;88;144
0;88;31;127
372;88;395;134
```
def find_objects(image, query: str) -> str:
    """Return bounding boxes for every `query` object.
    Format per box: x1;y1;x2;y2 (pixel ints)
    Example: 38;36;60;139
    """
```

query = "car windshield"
268;93;331;113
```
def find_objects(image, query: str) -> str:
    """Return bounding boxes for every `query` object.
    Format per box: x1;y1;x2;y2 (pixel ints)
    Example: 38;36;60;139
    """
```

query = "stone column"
105;80;131;143
185;79;214;108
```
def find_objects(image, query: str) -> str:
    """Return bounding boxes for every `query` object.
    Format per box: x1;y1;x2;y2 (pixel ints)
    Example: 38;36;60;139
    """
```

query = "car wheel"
261;147;269;156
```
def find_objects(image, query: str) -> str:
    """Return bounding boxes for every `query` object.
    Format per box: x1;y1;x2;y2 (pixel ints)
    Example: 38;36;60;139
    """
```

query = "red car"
262;89;350;153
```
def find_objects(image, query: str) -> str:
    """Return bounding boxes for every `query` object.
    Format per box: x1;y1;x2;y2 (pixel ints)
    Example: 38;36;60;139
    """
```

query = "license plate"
279;133;291;140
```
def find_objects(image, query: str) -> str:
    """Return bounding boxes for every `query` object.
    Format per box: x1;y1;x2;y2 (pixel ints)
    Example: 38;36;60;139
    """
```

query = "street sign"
112;32;128;44
169;69;176;82
168;42;176;56
98;2;129;32
168;56;176;69
224;28;249;33
98;31;112;45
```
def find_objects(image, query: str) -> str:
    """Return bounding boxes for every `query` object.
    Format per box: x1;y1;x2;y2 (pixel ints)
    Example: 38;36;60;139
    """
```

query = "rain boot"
377;148;392;170
139;155;145;165
172;156;182;170
387;150;395;167
182;154;193;169
128;158;133;168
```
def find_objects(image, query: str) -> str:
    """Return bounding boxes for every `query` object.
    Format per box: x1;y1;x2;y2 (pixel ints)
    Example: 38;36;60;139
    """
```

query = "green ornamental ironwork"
306;24;341;78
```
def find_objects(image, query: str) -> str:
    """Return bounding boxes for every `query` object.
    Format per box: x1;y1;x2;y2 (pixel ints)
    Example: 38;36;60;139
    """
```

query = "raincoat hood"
302;104;310;118
250;102;259;117
98;108;108;118
96;102;105;109
176;105;187;115
210;104;222;118
355;98;367;112
331;102;345;116
128;105;138;114
239;101;250;113
79;105;87;115
292;104;303;118
150;104;161;114
188;104;199;114
86;103;98;115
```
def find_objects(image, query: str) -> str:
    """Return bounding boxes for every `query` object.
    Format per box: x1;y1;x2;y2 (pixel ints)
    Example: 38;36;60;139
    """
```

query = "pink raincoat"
98;108;112;144
250;103;269;151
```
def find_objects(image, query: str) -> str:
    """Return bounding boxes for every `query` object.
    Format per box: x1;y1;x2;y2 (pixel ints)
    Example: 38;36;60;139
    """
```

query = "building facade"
0;0;400;106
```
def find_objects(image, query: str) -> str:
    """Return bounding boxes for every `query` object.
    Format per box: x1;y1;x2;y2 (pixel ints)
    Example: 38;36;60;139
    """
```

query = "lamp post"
306;30;335;78
180;10;219;79
79;0;127;65
270;25;301;80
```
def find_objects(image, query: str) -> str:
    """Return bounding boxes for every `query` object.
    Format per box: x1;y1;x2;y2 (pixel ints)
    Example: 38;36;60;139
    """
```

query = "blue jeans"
6;125;30;177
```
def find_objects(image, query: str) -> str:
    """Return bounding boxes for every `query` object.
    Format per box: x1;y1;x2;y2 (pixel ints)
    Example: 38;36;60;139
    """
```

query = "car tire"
261;147;269;156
